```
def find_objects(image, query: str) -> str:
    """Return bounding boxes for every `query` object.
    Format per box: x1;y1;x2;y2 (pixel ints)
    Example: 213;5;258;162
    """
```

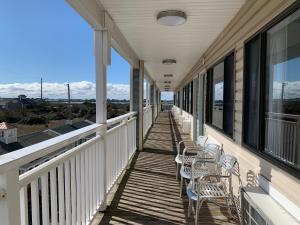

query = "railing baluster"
65;161;71;225
41;174;50;225
80;151;86;225
31;179;40;225
84;150;89;223
75;154;81;225
92;144;97;210
20;185;29;225
50;168;58;225
58;164;65;225
70;158;77;225
89;147;93;218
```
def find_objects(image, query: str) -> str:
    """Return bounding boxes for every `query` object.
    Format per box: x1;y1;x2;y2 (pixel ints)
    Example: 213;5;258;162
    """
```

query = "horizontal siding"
190;0;300;211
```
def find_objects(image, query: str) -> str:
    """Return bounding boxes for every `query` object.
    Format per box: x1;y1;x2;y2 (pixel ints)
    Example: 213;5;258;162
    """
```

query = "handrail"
0;124;104;172
0;111;137;172
143;105;152;111
107;111;137;126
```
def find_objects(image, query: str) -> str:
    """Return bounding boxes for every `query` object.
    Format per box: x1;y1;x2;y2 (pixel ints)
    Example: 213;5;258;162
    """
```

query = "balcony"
0;108;239;225
2;0;300;224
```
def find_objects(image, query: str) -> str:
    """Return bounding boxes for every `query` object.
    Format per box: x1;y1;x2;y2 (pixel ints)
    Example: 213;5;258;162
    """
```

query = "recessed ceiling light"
165;85;171;87
162;59;176;65
164;81;171;84
164;74;173;77
157;10;187;26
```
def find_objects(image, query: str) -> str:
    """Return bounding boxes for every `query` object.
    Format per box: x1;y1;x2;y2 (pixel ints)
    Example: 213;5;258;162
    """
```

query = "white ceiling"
100;0;246;91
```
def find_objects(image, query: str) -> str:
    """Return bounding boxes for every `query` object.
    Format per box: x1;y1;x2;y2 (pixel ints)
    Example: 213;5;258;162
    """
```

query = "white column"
95;29;109;210
0;169;21;225
130;65;134;112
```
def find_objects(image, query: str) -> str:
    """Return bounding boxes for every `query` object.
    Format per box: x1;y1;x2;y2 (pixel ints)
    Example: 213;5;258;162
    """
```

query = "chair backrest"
196;135;208;147
218;154;237;175
203;144;221;162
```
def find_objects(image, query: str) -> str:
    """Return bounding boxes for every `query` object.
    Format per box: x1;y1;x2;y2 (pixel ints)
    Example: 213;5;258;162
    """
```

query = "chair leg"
195;199;203;225
176;163;179;180
180;176;183;197
188;199;192;217
226;197;232;218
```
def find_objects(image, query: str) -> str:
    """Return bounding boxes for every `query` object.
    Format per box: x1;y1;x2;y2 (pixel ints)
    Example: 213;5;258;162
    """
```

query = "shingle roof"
51;121;92;134
0;122;16;130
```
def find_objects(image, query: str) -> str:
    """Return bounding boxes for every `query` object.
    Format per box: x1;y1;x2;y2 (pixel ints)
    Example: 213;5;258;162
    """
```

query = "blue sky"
0;0;131;99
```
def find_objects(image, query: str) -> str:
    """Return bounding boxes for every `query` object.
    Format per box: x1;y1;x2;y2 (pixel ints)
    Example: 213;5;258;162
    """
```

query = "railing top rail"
143;105;152;110
266;112;300;120
107;111;137;126
0;123;104;172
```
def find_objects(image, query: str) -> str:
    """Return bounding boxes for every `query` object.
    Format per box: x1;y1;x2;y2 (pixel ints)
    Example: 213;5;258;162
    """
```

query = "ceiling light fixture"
164;74;173;77
157;10;187;26
162;59;176;65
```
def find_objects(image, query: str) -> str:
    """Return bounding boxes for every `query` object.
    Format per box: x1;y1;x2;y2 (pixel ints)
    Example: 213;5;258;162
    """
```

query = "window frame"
205;50;235;139
242;1;300;178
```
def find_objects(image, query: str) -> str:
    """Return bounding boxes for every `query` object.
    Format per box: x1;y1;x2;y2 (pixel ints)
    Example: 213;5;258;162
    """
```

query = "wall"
178;0;300;214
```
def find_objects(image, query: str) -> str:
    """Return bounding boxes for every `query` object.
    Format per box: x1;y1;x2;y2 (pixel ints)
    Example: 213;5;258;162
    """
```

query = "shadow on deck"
96;112;239;225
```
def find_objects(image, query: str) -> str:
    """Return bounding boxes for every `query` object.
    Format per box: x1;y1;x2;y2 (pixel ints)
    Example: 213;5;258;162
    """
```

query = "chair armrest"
177;141;197;154
202;174;230;180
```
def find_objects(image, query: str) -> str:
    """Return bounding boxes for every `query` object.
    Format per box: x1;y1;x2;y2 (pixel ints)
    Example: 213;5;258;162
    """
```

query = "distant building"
0;122;17;144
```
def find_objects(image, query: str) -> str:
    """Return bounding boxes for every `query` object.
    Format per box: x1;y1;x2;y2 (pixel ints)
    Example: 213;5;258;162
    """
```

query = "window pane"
206;69;213;124
212;62;224;129
244;36;260;149
223;53;235;137
265;9;300;168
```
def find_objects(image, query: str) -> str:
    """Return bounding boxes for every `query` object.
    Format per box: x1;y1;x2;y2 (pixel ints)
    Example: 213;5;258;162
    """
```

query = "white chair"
175;136;208;180
187;154;238;225
179;144;221;197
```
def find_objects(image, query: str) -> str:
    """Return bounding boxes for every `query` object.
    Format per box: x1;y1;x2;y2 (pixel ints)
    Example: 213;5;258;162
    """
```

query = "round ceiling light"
157;10;187;26
162;59;176;65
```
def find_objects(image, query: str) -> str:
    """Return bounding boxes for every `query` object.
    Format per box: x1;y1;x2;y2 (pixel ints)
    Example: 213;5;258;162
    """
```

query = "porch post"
0;169;21;225
180;88;183;115
132;61;144;150
95;29;109;210
150;83;155;123
192;78;198;141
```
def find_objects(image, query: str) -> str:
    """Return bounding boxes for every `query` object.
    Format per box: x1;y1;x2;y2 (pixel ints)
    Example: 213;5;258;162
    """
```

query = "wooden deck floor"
96;112;239;225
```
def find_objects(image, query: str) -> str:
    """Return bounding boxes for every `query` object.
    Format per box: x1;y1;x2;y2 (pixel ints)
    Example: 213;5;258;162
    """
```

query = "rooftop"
0;122;16;130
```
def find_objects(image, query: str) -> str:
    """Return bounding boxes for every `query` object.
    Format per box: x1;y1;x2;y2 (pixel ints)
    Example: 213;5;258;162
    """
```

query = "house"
0;122;17;144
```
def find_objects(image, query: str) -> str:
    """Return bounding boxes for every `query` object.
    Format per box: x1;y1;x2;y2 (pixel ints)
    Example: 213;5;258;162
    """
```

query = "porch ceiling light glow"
157;10;187;26
162;59;176;65
164;74;173;77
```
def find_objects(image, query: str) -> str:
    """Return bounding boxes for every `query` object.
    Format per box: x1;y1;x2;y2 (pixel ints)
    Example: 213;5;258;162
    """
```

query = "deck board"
96;112;239;225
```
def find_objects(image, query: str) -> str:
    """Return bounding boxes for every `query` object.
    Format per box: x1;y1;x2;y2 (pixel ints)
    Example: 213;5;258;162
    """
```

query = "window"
243;36;261;149
190;81;194;114
243;4;300;174
206;53;235;137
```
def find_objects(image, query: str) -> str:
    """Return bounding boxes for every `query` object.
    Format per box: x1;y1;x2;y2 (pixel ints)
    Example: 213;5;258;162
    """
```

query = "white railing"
143;105;152;138
0;112;137;225
265;112;300;165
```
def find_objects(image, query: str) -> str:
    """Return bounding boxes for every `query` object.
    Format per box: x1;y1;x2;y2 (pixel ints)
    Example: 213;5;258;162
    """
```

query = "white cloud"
0;81;130;100
273;81;300;99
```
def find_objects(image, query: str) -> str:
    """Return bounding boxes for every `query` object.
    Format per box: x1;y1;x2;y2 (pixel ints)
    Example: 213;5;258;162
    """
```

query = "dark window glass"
206;69;213;124
191;81;194;114
212;62;224;129
223;53;235;137
264;9;300;168
243;36;261;149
